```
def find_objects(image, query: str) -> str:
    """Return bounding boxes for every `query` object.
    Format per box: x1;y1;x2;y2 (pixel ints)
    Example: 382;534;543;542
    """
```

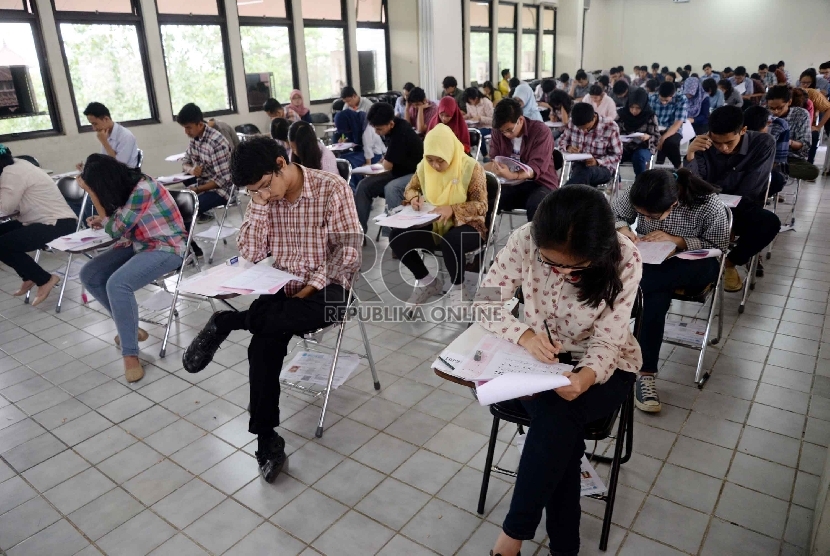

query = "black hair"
709;105;744;135
679;71;689;80
618;66;625;72
660;66;669;74
820;62;830;71
666;72;677;81
263;98;282;113
575;70;588;81
691;73;699;78
612;80;629;96
558;73;570;82
80;154;144;216
684;64;692;72
675;67;683;73
541;79;556;94
651;63;660;70
532;185;623;309
501;68;511;78
632;65;640;71
630;168;718;213
717;78;734;99
759;63;768;71
176;103;203;125
442;76;458;89
83;102;111;119
367;101;395;126
270;117;290;141
766;84;791;102
402;82;415;92
407;87;426;103
287;121;322;170
464;87;481;102
702;78;718;95
703;63;712;70
658;81;676;98
0;144;13;177
609;67;619;75
492;98;523;129
230;136;289;187
588;84;604;96
597;75;609;87
800;69;817;88
508;77;521;89
571;102;595;127
778;60;786;67
743;106;770;132
340;86;358;99
723;66;733;74
549;90;573;113
645;79;659;93
734;66;747;76
769;63;778;71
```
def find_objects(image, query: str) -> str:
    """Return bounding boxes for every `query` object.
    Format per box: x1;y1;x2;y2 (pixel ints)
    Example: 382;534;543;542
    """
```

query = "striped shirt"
182;125;233;199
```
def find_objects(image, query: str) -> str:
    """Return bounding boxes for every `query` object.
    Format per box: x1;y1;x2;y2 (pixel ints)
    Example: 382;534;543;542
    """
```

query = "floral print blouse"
473;224;643;384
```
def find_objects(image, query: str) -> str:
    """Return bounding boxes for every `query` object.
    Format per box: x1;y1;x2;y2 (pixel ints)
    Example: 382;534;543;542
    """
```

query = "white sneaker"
406;276;444;307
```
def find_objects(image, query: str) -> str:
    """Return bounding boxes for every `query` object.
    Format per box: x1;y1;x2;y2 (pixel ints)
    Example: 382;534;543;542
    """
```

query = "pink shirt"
582;93;619;120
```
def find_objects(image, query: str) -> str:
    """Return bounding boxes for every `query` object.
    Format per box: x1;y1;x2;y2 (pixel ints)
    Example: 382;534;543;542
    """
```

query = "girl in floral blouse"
473;185;642;556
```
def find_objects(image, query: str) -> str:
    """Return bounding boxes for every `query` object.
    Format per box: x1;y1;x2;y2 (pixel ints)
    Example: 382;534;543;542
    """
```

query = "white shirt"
362;125;387;160
0;160;76;226
582;93;619;121
511;137;523;158
103;123;139;168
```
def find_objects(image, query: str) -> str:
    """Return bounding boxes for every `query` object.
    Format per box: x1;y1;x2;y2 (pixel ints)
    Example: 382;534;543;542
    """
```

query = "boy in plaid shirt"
557;102;622;186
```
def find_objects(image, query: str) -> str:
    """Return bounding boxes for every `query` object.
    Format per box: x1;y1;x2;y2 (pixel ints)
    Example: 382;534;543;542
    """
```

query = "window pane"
305;27;346;100
0;22;53;135
520;33;535;80
543;8;554;31
53;0;132;13
61;23;151;122
161;24;230;113
0;1;25;9
356;27;387;93
237;0;286;18
542;34;554;76
157;0;218;15
497;32;514;76
522;6;536;30
497;3;514;29
469;1;489;28
302;0;342;20
356;0;382;22
240;26;293;109
470;31;490;86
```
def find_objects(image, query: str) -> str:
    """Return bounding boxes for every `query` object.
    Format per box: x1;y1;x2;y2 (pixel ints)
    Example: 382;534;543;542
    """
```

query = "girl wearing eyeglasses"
474;185;642;556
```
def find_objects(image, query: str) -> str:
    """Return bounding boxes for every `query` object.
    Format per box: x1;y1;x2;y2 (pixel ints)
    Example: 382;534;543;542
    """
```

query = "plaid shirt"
182;125;233;199
613;191;730;252
104;178;186;256
649;93;688;128
768;117;791;165
556;116;623;171
784;106;811;160
237;166;362;296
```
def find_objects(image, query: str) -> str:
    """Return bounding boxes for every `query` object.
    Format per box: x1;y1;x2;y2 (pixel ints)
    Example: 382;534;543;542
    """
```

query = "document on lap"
561;153;593;161
47;229;112;252
177;258;301;297
636;240;677;264
157;173;193;184
165;153;186;162
493;156;534;185
351;163;386;175
718;194;741;207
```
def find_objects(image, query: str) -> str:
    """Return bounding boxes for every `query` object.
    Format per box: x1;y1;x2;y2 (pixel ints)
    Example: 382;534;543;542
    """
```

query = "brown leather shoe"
124;361;145;383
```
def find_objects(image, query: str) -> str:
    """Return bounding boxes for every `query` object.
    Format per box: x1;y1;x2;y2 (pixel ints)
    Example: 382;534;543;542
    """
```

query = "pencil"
437;356;456;371
543;319;555;345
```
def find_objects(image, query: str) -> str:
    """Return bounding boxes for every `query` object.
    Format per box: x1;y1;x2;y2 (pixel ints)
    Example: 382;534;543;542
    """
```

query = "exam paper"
352;163;386;175
219;265;301;295
195;225;239;240
545;121;565;128
327;142;356;152
718;194;741;207
165;152;186;162
47;229;112;251
493;156;535;185
374;206;440;229
475;373;571;405
675;248;722;260
279;351;360;389
157;173;192;184
636;240;676;264
664;320;707;347
562;153;593;161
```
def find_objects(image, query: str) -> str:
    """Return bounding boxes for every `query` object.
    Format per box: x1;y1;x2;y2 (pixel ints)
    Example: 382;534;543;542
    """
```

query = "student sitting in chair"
583;83;618;120
389;124;487;309
442;75;466;110
333;109;385;190
766;85;820;181
287;121;338;175
557;102;623;186
340;86;373;113
76;102;140;172
685;105;778;292
718;79;743;108
569;70;591;100
464;87;494;158
614;169;729;413
743;106;789;197
703;78;724;112
631;66;649;88
182;137;362;484
0;145;77;307
79;154;186;384
484;98;558;221
702;63;720;82
729;67;754;105
649;82;688;169
394;82;414;118
286;90;313;123
617;88;659;176
482;81;503;105
512;82;544;122
270;118;292;157
263;98;285;120
797;70;830;165
474;185;642;556
427;96;471;153
499;69;512;97
405;87;439;137
610;80;631;108
683;77;709;135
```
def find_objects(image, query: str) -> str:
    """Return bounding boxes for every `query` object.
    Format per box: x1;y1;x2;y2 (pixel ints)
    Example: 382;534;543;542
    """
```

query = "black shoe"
256;434;287;483
756;261;765;277
190;241;203;258
182;311;232;373
197;212;215;224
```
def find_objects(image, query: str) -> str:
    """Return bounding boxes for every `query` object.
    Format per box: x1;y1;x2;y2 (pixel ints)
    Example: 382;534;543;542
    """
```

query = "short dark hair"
597;76;609;87
612;80;629;96
83;102;110;119
366;102;395;126
575;70;588;82
571;102;595;126
407;87;426;104
667;72;677;81
80;154;144;215
734;66;747;76
820;62;830;71
766;85;791;102
658;81;676;98
633;65;640;71
660;66;669;74
618;66;625;72
402;82;415;92
559;73;570;82
501;68;511;77
230;136;289;187
176;103;203;125
651;63;660;69
549;90;573;113
709;105;745;135
492;98;523;129
702;78;718;95
679;71;689;80
703;63;712;70
263;98;282;113
743;106;770;132
769;63;778;71
684;64;692;72
645;79;659;93
800;69;817;88
723;66;733;73
778;60;786;66
508;77;521;89
759;63;769;71
609;67;619;75
442;76;458;89
340;86;358;99
464;87;481;102
718;79;734;98
751;73;761;81
630;168;718;213
588;84;604;96
270;118;290;141
541;79;556;93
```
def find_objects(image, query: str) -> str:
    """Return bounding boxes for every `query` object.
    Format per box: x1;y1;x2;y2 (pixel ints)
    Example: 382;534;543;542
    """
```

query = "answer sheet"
374;206;440;229
636;240;676;264
47;229;112;252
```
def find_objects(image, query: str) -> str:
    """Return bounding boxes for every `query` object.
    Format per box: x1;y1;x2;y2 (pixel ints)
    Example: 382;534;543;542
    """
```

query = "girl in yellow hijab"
389;124;489;310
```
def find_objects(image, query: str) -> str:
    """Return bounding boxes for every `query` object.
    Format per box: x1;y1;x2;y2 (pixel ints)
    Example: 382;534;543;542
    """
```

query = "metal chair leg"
358;318;380;390
477;415;500;515
208;205;229;264
599;392;631;551
315;319;348;438
55;253;73;313
738;255;756;313
24;250;41;304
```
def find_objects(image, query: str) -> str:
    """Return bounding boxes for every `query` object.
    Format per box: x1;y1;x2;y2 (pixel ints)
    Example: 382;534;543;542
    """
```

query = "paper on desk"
195;225;239;240
562;153;593;161
178;263;251;297
545;121;565;128
718;194;741;207
219;265;301;295
165;152;186;162
51;170;81;181
375;206;440;229
279;351;360;389
327;142;356;152
352;163;386;175
476;373;570;405
157;173;192;184
636;240;676;264
675;248;722;260
47;229;111;251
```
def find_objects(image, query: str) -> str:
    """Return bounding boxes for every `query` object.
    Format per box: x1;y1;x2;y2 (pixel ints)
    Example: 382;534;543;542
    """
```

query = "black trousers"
729;198;780;266
656;133;682;168
220;285;348;435
808;130;820;165
0;219;77;286
501;370;635;553
497;180;552;222
640;258;720;371
388;224;482;285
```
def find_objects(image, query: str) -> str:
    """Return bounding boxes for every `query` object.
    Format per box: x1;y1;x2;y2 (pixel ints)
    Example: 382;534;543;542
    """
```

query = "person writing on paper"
78;155;186;383
182;137;362;484
426;96;471;153
614;169;729;413
649;81;688;169
484;98;558;221
557;102;623;186
287;121;338;175
406;87;439;137
389;124;487;309
0;144;77;306
582;84;618;120
473;186;642;556
617;88;659;176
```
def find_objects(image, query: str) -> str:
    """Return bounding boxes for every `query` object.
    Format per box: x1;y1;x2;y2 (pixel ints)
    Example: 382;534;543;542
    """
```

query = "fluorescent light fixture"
237;0;264;5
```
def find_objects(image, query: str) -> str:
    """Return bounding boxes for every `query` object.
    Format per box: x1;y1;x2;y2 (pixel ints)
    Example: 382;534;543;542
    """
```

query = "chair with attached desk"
204;182;245;264
335;158;352;185
469;128;483;162
559;156;622;205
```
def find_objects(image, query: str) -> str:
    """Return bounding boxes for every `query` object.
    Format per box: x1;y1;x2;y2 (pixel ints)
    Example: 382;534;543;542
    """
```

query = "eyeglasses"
500;118;522;137
536;249;591;271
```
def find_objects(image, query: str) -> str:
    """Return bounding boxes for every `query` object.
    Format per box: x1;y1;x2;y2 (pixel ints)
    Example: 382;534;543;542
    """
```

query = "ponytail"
629;168;718;213
674;168;719;205
287;121;322;170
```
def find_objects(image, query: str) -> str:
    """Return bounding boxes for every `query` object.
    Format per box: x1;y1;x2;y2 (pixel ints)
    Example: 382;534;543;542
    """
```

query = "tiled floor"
0;167;829;556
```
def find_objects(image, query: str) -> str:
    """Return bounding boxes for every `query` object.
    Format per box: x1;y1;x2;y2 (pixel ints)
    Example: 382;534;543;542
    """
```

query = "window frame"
354;0;391;94
238;0;299;111
302;0;351;103
497;1;517;76
542;6;556;77
52;0;159;132
465;0;492;86
156;0;236;118
0;0;62;142
520;4;538;80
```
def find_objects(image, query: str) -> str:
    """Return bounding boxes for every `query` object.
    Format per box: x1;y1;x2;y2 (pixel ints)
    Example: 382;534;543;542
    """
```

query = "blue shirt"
394;96;406;119
708;90;724;112
648;93;689;128
103;123;139;168
729;76;754;97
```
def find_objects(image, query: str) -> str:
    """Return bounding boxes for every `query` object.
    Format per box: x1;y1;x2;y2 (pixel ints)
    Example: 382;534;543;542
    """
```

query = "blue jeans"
623;148;653;176
565;163;612;186
479;128;491;158
197;190;227;216
80;248;183;356
355;172;413;233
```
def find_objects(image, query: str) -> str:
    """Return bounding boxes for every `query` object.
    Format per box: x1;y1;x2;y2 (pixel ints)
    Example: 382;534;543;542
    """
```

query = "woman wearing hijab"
286;89;313;123
512;82;544;121
617;88;659;176
388;124;488;310
427;96;471;153
683;76;710;134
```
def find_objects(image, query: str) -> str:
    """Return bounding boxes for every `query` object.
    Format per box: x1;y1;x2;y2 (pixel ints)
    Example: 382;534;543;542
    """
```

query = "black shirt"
684;130;775;202
384;118;423;178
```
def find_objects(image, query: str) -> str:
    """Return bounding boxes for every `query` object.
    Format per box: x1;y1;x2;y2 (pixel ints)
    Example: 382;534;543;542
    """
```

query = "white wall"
582;0;830;76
